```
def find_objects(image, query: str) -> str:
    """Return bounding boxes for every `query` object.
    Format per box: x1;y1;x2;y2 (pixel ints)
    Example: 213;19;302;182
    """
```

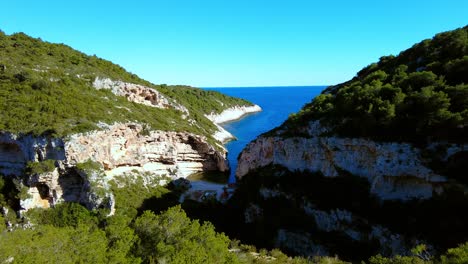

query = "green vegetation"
157;84;252;115
26;159;56;174
0;171;323;264
368;243;468;263
133;206;235;263
76;159;102;174
109;174;176;219
285;26;467;142
0;30;251;140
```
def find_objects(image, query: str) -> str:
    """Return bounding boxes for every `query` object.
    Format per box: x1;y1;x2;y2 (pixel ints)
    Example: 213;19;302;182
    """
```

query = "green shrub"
26;160;56;174
76;159;102;174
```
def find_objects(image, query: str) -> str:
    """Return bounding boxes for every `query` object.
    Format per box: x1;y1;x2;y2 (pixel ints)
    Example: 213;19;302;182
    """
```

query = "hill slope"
284;25;467;143
0;30;252;138
234;26;468;261
0;30;261;216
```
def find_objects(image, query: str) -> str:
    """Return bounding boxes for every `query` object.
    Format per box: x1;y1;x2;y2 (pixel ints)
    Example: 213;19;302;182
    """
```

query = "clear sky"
1;0;467;87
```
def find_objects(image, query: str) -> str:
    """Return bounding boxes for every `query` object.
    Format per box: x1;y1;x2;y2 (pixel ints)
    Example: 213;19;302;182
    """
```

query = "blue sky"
1;0;467;87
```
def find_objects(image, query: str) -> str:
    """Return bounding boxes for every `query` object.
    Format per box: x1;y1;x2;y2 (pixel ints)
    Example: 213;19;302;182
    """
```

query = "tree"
133;206;235;264
0;225;108;263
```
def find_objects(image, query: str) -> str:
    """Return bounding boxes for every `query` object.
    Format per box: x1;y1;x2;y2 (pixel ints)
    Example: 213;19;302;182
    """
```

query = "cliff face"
65;123;228;177
0;123;228;212
237;122;465;201
234;121;467;258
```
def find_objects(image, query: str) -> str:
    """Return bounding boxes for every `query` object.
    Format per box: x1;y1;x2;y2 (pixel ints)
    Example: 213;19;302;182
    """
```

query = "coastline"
206;105;262;143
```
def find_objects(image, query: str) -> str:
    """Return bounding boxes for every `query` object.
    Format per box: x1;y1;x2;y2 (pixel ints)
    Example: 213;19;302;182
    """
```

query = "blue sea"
203;86;326;182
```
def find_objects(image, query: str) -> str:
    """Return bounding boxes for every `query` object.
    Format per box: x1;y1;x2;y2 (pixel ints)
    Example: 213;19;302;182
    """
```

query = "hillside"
234;26;468;261
0;31;352;264
0;30;252;139
284;25;467;143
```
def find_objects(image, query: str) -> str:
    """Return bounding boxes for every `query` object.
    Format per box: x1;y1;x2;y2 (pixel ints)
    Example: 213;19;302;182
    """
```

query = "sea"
203;86;326;183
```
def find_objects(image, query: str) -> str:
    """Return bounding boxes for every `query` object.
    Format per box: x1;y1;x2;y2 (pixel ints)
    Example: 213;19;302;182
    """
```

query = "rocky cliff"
0;74;261;214
0;123;229;213
237;122;466;201
234;120;467;259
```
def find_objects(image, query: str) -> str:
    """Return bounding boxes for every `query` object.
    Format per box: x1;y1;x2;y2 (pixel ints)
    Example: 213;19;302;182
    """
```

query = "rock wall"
0;133;65;176
65;123;229;178
0;123;228;212
237;122;467;201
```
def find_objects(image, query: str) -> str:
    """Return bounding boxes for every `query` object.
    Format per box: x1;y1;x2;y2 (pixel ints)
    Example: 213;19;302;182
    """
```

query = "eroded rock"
1;123;229;213
237;122;467;201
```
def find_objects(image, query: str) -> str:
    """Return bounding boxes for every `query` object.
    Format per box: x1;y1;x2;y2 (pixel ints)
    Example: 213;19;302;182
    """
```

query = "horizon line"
201;85;331;88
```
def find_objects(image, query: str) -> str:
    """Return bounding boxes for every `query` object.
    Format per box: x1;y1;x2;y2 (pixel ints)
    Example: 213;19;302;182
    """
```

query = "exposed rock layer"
66;123;229;177
0;123;228;212
237;122;466;201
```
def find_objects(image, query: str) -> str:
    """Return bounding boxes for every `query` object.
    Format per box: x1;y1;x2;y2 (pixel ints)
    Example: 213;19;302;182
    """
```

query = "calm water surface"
203;86;326;183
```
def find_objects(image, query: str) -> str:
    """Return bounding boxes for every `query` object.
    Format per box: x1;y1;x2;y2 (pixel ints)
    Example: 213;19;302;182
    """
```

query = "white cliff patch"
93;77;189;114
205;105;262;143
205;105;262;124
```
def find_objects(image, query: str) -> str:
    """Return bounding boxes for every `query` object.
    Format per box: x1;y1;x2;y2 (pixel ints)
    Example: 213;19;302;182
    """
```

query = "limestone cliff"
65;123;228;177
237;121;466;201
0;123;228;212
234;121;467;258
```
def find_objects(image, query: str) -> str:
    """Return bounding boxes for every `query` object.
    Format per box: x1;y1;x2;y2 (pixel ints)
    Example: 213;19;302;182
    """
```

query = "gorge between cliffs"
1;26;467;263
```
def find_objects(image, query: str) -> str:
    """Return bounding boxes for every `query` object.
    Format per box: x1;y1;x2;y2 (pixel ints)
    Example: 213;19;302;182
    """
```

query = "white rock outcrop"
205;105;262;124
93;77;189;114
205;105;262;143
236;122;467;201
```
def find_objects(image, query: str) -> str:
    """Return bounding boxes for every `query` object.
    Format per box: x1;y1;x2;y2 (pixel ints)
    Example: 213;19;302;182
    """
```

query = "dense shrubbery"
0;173;332;263
158;84;252;115
286;26;467;142
0;30;251;139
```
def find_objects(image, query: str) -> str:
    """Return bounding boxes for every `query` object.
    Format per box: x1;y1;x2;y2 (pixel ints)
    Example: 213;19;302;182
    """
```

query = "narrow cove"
188;86;325;185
